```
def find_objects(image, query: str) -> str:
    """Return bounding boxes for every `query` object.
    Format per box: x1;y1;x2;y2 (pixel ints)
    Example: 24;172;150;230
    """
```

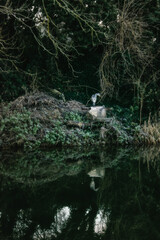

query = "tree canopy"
0;0;160;119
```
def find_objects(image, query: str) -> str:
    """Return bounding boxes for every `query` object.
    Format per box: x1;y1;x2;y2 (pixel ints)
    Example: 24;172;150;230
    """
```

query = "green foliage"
43;121;66;145
64;112;83;122
43;119;96;146
103;117;133;145
66;129;96;146
0;110;41;149
113;105;139;123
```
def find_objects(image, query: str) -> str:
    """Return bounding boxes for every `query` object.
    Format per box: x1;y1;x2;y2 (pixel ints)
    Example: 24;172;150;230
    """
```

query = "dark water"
0;147;160;240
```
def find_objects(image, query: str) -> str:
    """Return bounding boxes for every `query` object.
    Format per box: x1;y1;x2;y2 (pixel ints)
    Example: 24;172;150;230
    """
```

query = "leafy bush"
0;110;41;149
43;120;96;146
43;121;66;145
64;112;83;122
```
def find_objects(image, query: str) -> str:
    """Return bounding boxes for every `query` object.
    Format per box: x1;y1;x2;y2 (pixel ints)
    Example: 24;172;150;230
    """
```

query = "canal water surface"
0;147;160;240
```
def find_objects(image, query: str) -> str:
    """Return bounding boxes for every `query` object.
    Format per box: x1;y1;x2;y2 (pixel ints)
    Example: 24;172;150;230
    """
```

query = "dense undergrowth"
0;112;97;150
1;92;160;151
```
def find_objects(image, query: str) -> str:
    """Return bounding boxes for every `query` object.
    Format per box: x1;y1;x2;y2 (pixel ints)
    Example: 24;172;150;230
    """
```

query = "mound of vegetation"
1;92;160;150
0;92;96;149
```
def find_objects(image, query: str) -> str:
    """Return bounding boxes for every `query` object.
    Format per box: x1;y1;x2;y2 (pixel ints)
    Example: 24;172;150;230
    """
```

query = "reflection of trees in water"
137;147;160;175
0;173;103;239
13;209;32;239
32;206;71;239
1;148;160;239
97;159;160;240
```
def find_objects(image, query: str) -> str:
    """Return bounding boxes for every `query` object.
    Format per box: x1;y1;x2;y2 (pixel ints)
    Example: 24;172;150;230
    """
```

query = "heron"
91;93;100;106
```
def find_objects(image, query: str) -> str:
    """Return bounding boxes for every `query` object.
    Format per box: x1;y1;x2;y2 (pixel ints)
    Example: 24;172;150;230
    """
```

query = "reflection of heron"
90;178;99;192
88;168;105;192
91;93;100;106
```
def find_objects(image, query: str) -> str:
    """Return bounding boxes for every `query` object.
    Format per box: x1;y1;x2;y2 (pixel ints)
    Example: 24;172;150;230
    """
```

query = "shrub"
0;109;41;149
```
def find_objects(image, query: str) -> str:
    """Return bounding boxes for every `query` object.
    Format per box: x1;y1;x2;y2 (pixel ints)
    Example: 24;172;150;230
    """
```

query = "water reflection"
94;209;109;234
33;206;71;239
0;147;160;239
13;209;32;239
88;168;105;191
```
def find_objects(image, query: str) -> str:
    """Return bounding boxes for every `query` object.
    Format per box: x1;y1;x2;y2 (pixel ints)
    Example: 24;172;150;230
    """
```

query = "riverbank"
0;92;159;150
